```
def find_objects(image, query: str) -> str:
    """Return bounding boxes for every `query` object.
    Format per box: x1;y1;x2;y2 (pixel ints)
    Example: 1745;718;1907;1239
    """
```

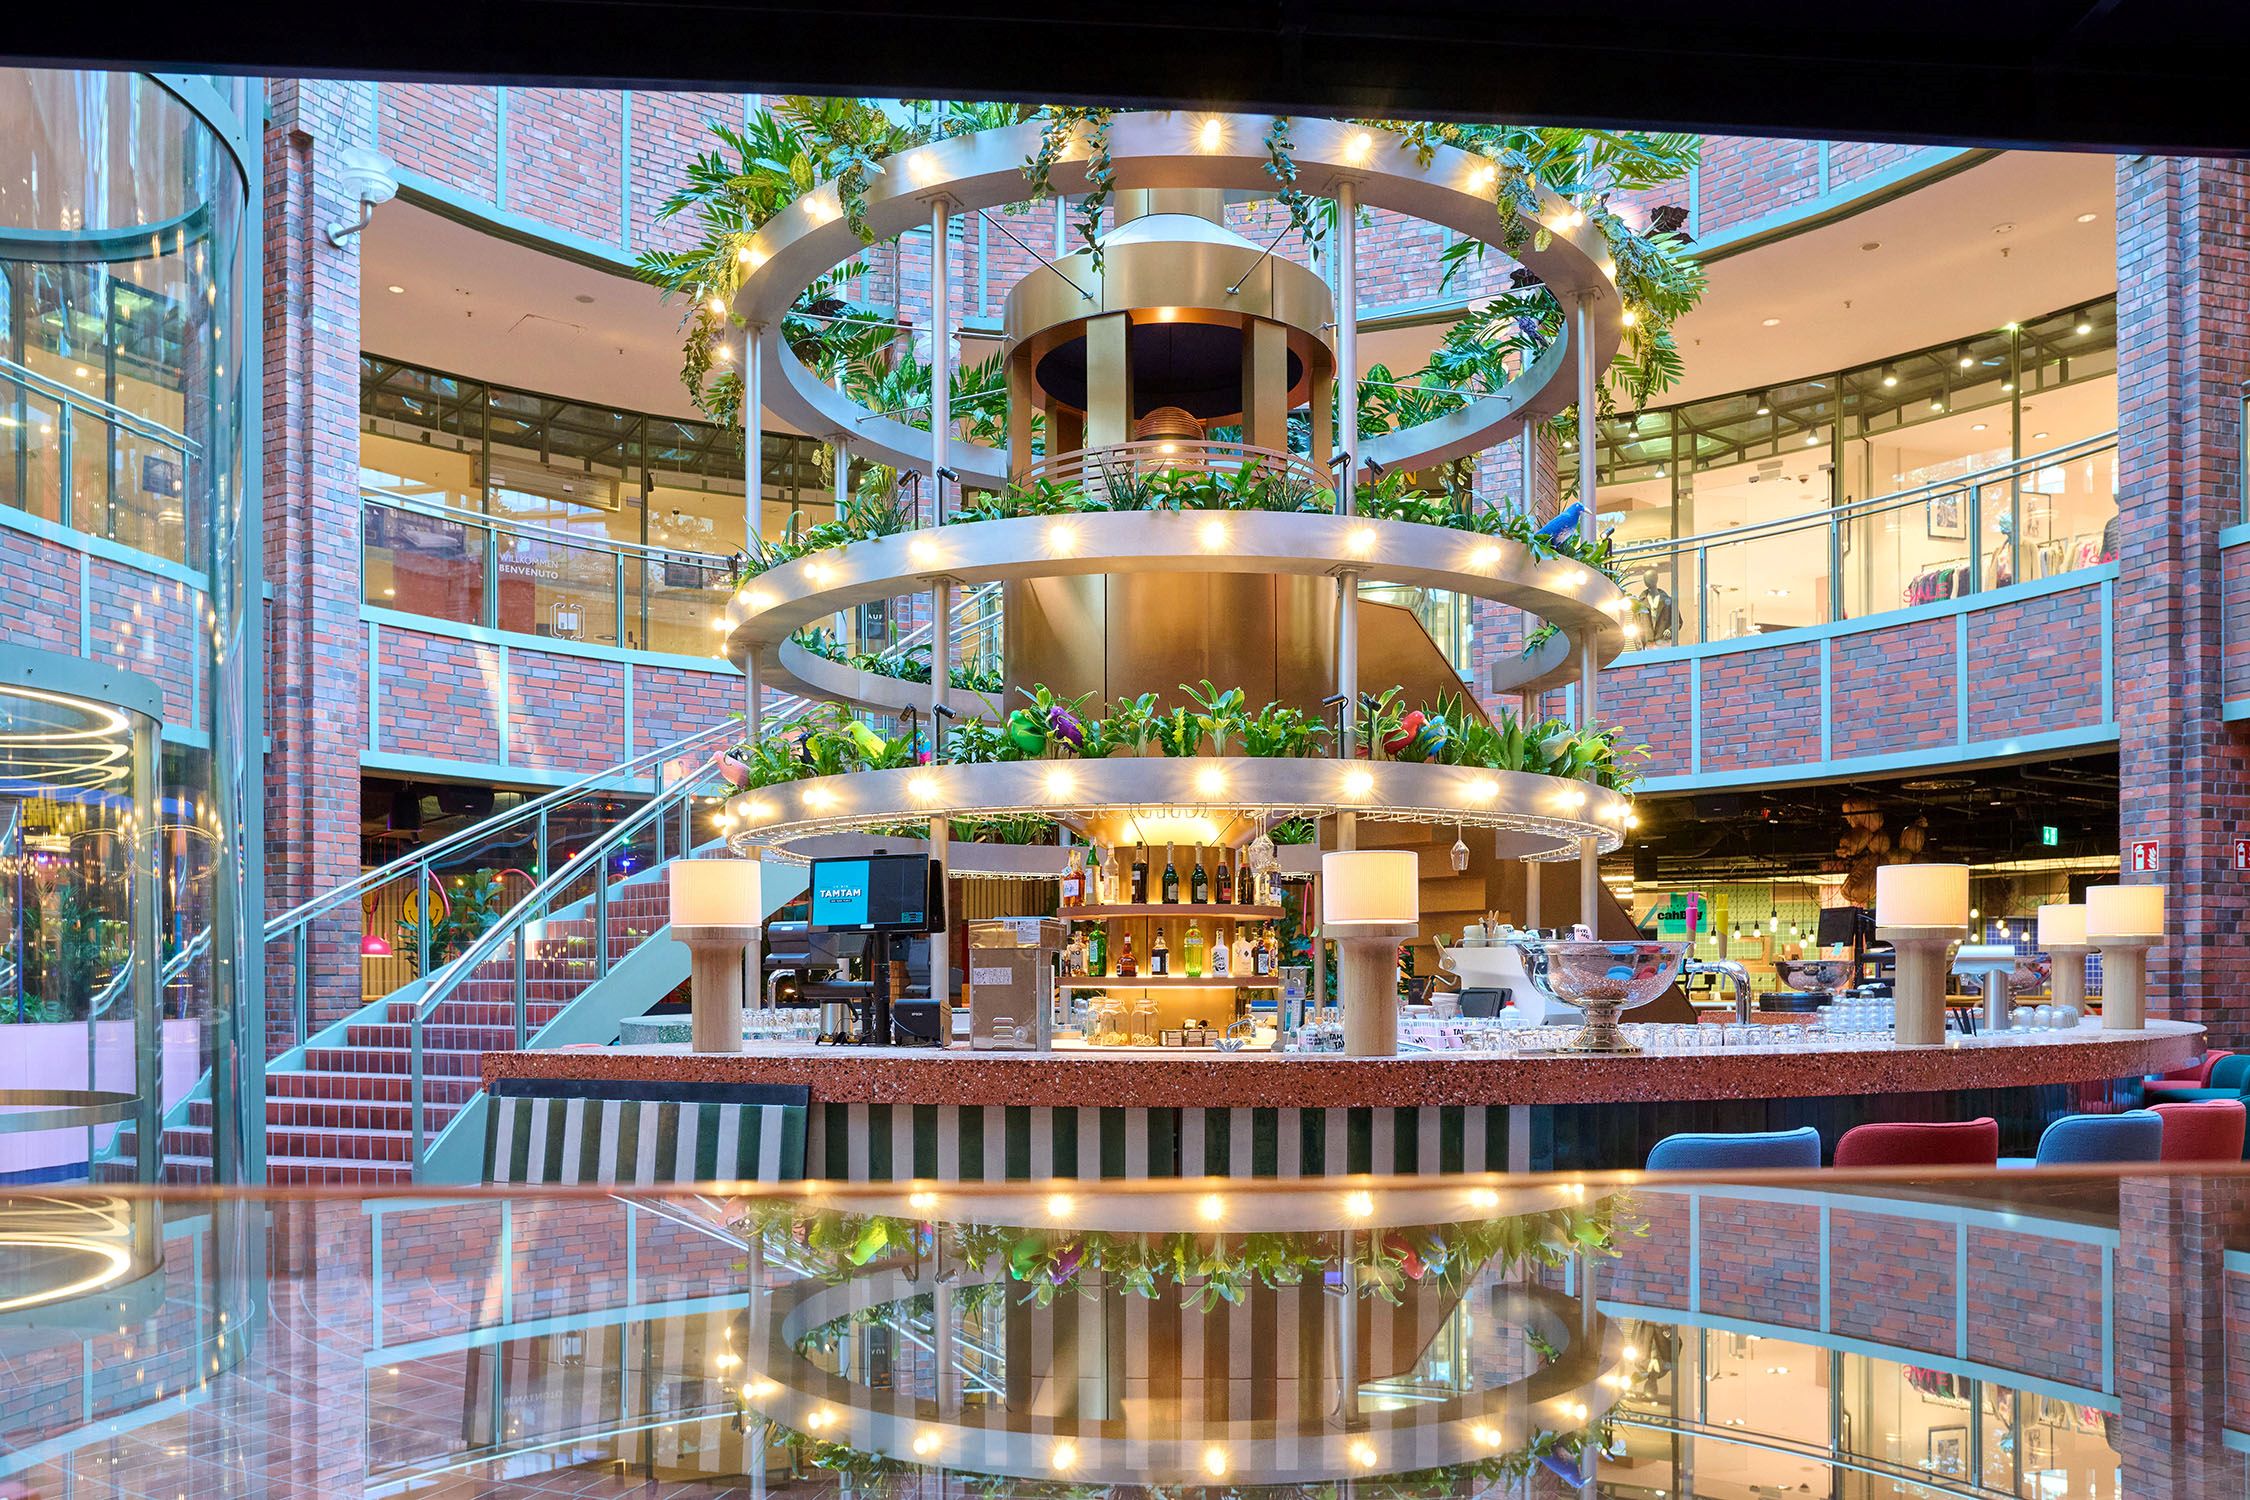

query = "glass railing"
1614;434;2118;646
6;1168;2232;1495
362;487;737;655
0;351;203;569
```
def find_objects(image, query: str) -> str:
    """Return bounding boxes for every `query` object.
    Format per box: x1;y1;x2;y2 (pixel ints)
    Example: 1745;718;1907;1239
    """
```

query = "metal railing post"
482;522;500;630
1828;512;1845;625
416;863;433;978
597;870;612;979
513;925;529;1049
1696;546;1710;644
1966;482;1984;596
292;926;309;1046
410;1010;426;1168
535;808;550;882
614;552;627;648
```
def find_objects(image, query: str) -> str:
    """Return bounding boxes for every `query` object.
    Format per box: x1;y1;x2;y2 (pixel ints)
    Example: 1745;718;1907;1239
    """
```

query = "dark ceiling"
16;2;2250;156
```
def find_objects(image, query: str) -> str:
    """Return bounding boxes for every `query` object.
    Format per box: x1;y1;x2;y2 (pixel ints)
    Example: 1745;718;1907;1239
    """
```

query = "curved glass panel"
0;68;255;1189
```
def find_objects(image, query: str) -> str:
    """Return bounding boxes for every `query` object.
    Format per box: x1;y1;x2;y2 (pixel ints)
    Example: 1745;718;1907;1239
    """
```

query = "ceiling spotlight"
2032;430;2049;440
1880;365;1897;387
2076;211;2099;223
1199;117;1224;150
1754;393;1772;416
2074;309;2094;335
385;284;405;295
1761;316;1781;327
1970;423;1987;432
1957;348;1975;369
1929;398;1945;412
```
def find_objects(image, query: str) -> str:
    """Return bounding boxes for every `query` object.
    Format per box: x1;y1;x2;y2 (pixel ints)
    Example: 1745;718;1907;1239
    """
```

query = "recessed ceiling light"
2075;211;2099;223
1971;423;1987;432
386;284;405;294
1859;240;1881;252
1761;317;1781;327
2032;430;2049;440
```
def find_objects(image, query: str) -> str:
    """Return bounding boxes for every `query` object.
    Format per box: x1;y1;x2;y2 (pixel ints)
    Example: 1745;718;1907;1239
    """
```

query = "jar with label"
1128;996;1159;1046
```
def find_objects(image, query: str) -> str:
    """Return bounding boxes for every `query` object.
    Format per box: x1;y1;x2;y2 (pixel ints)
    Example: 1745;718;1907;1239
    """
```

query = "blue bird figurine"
1536;501;1586;542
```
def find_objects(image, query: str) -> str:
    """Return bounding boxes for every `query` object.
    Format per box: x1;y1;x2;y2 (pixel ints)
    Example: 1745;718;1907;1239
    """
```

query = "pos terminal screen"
807;854;932;932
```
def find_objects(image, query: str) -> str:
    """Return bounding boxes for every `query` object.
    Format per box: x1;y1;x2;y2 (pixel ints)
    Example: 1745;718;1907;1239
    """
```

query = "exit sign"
2040;825;2060;847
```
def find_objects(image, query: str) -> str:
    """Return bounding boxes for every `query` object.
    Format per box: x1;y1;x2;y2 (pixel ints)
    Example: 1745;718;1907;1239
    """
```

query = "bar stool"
1999;1109;2163;1168
1645;1127;1822;1172
1832;1117;1999;1169
2151;1099;2248;1162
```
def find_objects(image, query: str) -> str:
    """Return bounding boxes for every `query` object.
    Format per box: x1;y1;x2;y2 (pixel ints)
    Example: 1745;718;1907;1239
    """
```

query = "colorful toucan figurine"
1535;500;1586;543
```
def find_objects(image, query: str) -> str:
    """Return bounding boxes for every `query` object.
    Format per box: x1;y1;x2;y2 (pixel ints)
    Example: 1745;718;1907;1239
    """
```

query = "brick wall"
1701;643;1821;772
87;562;201;731
2114;156;2250;1035
375;84;499;201
505;89;624;244
1694;137;1823;237
1968;585;2107;741
1596;659;1691;779
506;654;628;773
1829;616;1955;759
0;530;83;653
2224;542;2250;702
376;629;503;763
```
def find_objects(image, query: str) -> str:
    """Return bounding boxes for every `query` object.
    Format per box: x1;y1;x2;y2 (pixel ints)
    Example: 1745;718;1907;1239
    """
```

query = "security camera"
328;147;401;247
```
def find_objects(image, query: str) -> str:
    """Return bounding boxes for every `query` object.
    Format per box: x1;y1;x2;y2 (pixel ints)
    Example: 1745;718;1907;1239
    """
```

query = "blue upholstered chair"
1645;1126;1822;1172
2144;1051;2250;1103
1999;1109;2164;1168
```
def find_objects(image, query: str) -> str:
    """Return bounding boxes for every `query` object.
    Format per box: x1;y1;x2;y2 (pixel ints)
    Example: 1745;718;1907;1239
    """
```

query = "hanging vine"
1261;115;1319;248
1021;106;1117;266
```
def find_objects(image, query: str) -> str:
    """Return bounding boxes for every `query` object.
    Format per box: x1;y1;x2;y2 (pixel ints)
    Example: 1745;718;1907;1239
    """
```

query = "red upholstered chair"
2152;1100;2248;1162
2143;1048;2236;1101
1832;1117;2000;1169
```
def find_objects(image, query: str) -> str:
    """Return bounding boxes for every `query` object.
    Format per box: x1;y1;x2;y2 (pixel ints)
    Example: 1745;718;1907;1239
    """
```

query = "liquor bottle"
1190;852;1209;904
1233;925;1254;976
1214;855;1233;906
1161;846;1180;904
1130;845;1149;904
1210;923;1231;977
1254;925;1274;976
1150;928;1170;976
1183;920;1205;978
1118;929;1137;978
1087;922;1107;977
1061;845;1084;907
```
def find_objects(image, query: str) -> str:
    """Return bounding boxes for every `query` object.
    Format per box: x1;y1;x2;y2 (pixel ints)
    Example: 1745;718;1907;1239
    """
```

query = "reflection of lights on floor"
0;1235;135;1312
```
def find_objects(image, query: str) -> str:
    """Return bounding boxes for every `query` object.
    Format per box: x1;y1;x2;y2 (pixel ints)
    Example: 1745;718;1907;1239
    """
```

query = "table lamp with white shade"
670;856;764;1053
1321;850;1420;1057
2085;883;2164;1030
1875;863;1968;1045
2036;902;2090;1021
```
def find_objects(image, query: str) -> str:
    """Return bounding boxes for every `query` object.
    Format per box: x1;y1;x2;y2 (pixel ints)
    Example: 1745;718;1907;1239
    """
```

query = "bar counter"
485;1021;2201;1109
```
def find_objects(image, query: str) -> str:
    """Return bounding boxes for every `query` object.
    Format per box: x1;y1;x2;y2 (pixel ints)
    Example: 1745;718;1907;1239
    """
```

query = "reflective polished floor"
2;1170;2238;1497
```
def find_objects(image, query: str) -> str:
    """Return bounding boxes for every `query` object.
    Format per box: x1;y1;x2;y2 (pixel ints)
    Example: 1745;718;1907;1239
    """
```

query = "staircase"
108;869;678;1185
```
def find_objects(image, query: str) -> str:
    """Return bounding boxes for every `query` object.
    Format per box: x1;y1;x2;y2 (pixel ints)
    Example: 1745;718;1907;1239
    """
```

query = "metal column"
1334;177;1361;852
742;320;764;725
1573;296;1602;931
927;195;955;1024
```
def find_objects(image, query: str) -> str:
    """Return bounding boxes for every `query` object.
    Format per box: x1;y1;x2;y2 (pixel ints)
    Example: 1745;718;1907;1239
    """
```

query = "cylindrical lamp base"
1333;923;1417;1058
680;924;757;1053
2095;940;2152;1030
1879;926;1959;1047
2047;944;2090;1017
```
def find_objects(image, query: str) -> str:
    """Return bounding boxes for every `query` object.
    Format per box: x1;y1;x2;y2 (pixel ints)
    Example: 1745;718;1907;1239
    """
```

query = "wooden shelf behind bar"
1058;976;1281;989
1065;903;1285;920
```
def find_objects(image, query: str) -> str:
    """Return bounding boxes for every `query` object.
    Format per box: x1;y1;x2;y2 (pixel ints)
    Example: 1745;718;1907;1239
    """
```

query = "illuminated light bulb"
715;344;732;362
1050;1442;1079;1470
1467;778;1499;802
1472;1423;1502;1447
1621;307;1638;327
1047;1192;1075;1218
1349;1439;1379;1468
1470;162;1497;189
1470;544;1501;568
1204;1446;1229;1478
1193;765;1226;798
1469;1186;1501;1209
802;785;838;812
1048;522;1077;553
1573;1402;1590;1421
1045;768;1075;798
736;245;754;264
1343;768;1375;798
907;535;938;568
712;616;733;632
1199;520;1228;550
708;296;726;316
1344;1189;1375;1219
1625;812;1641;828
912;1431;942;1457
745;590;775;612
1344;131;1373;163
1346;525;1377;555
908;1188;939;1210
1622;1343;1641;1360
713;1351;740;1370
805;561;833;585
1198;1192;1226;1223
804;196;838;226
1623;621;1642;641
1199;118;1224;150
907;775;939;802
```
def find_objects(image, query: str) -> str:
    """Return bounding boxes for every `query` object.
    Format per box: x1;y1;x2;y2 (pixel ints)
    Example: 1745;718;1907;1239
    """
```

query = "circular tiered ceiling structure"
717;113;1634;870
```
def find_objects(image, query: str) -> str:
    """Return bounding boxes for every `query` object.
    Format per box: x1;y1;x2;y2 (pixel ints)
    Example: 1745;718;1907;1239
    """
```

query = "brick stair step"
346;1022;522;1051
268;1071;481;1105
265;1158;414;1186
384;999;567;1027
302;1046;490;1078
188;1097;463;1134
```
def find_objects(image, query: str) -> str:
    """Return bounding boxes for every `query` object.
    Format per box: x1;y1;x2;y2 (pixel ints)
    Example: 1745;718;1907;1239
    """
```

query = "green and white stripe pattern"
485;1094;806;1184
813;1104;1517;1182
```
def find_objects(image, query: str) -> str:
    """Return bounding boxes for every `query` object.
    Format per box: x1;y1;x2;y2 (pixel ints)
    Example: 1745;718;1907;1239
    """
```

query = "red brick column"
2114;156;2250;1037
263;81;377;1049
2113;1175;2250;1496
1468;426;1563;720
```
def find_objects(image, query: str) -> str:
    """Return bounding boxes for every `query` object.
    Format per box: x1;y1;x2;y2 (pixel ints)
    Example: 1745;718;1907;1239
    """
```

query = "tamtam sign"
2129;839;2160;874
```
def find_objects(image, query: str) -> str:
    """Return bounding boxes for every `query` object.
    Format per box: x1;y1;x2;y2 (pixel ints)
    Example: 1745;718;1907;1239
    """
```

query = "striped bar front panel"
812;1104;1514;1181
485;1095;807;1183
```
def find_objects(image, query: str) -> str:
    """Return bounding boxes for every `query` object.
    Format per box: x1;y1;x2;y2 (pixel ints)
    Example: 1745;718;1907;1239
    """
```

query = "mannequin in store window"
1631;567;1678;646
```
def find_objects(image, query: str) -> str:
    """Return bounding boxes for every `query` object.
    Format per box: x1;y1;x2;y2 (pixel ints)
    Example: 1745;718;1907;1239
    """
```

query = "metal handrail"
1615;432;2117;559
0;352;199;456
362;485;735;567
403;757;721;1166
1016;439;1329;498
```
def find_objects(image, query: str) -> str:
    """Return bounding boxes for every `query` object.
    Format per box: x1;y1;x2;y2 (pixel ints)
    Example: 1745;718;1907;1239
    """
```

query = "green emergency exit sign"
2041;825;2060;846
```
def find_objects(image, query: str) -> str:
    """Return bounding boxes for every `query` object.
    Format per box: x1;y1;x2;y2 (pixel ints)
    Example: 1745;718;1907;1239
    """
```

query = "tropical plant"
1152;704;1206;758
401;868;503;975
1179;679;1249;754
1239;701;1329;758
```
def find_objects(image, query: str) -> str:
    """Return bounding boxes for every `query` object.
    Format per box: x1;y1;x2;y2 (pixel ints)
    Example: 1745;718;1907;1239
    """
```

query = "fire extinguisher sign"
2235;837;2250;872
2129;839;2160;874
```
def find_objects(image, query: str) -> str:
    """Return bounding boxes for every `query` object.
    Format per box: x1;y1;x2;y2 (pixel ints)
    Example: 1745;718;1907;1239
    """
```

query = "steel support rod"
742;320;765;724
929;196;952;525
1573;296;1602;932
930;574;954;1027
1334;176;1360;510
1335;572;1359;851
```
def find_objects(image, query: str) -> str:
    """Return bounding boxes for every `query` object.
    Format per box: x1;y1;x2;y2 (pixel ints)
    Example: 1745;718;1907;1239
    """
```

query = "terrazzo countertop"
484;1020;2202;1109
